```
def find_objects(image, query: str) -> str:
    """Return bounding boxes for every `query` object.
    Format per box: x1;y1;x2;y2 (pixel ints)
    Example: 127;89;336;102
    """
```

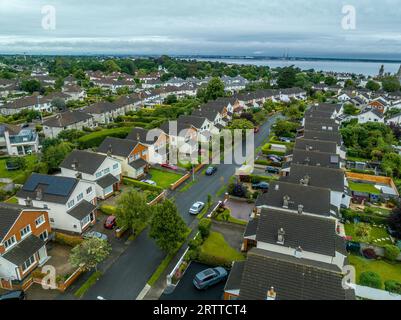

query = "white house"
386;112;401;125
16;173;97;234
356;108;385;124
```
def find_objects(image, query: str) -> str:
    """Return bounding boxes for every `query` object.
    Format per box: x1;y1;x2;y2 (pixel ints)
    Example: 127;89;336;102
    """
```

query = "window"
20;225;32;239
113;163;119;170
81;215;91;226
22;255;36;272
43;204;48;209
35;215;45;227
3;236;16;250
95;172;102;179
77;193;84;202
86;187;93;194
39;230;48;241
67;200;75;208
142;150;148;156
103;168;110;175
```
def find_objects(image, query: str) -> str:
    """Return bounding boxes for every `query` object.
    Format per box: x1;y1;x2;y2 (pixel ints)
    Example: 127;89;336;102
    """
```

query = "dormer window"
3;235;16;251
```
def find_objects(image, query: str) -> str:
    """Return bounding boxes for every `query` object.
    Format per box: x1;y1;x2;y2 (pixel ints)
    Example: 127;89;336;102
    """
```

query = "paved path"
77;115;279;300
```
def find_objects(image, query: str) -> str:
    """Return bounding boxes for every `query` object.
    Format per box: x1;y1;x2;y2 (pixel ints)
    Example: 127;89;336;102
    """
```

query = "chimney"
71;159;78;170
294;246;303;259
283;195;290;208
137;133;140;141
277;228;285;245
266;287;277;301
107;144;113;156
25;196;32;207
300;175;310;186
36;188;43;201
297;204;304;214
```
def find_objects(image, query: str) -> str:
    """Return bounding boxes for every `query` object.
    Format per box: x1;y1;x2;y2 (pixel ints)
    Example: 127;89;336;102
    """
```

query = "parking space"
160;262;227;300
224;199;254;222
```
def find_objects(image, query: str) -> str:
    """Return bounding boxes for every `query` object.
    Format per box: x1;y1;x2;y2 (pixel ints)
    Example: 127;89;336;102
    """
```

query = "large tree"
388;207;401;239
382;76;401;92
69;238;111;271
115;190;153;234
276;66;298;88
199;77;225;102
149;200;188;254
366;80;381;91
41;140;72;173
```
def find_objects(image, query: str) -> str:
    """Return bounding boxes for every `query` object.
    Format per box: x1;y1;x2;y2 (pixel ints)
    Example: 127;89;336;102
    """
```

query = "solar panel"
23;173;77;196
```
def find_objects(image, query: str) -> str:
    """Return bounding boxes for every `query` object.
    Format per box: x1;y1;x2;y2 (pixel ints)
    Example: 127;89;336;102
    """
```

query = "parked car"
205;166;217;176
161;163;179;170
141;179;157;186
267;154;283;162
193;267;228;290
0;290;26;300
265;166;280;174
279;137;293;143
189;201;205;215
252;182;270;191
104;215;117;230
83;231;108;241
267;156;281;164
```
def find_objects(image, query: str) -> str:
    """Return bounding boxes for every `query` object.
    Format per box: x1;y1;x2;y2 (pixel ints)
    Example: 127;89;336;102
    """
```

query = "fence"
170;163;205;190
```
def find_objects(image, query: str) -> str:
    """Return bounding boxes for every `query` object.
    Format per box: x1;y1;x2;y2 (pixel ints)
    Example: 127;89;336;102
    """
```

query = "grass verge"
74;271;102;298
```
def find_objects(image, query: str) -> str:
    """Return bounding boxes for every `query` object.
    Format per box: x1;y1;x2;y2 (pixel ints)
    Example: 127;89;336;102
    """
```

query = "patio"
224;199;254;222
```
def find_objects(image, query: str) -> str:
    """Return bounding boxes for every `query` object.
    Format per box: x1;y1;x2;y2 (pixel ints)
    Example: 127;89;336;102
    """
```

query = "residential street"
72;114;279;300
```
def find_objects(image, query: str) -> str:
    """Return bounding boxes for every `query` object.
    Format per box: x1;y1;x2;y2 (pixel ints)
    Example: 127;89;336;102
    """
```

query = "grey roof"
43;110;93;128
244;218;259;238
84;101;120;114
97;137;136;158
294;138;338;154
281;163;345;192
67;200;97;220
60;150;107;175
359;107;385;119
304;121;340;132
257;181;332;217
238;249;354;300
1;95;38;110
17;173;78;204
126;127;159;145
2;235;45;266
256;208;337;256
96;174;119;189
292;149;341;169
129;158;148;170
177;115;207;130
224;261;245;291
0;204;24;241
303;130;342;144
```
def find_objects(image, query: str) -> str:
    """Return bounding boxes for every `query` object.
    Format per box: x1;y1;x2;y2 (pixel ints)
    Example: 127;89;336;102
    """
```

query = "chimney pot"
298;204;304;214
266;287;277;300
277;228;285;245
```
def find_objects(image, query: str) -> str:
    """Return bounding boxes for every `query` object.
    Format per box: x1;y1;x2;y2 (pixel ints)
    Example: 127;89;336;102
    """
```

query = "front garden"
148;168;183;189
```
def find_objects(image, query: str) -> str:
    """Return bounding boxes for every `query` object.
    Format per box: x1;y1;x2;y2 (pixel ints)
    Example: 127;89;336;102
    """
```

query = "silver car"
189;201;205;215
83;231;108;241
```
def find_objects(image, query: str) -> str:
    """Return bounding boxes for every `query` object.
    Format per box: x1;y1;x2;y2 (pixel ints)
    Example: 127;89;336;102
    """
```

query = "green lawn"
4;197;18;204
348;181;381;195
344;223;392;246
349;254;401;288
0;155;38;181
148;168;183;189
199;231;245;266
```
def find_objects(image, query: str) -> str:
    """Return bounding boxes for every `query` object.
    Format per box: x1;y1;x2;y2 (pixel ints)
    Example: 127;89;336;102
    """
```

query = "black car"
252;182;270;190
0;290;26;301
205;166;217;176
265;166;280;174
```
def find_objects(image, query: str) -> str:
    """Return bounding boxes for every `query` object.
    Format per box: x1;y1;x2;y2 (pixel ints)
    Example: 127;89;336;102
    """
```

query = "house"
177;115;219;138
386;112;401;125
224;248;354;300
0;95;52;116
294;138;337;154
42;110;95;138
16;173;97;234
84;101;126;124
0;124;40;156
62;84;86;101
368;98;388;114
0;203;51;290
338;92;352;101
60;150;122;200
303;119;340;133
288;149;341;169
280;164;350;209
97;137;148;179
303;130;342;145
356;108;385;124
126;127;168;164
114;95;142;113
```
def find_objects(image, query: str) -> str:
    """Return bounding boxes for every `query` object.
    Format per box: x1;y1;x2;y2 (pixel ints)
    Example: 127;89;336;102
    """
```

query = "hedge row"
261;147;286;157
55;232;83;248
99;205;117;215
341;209;388;225
77;126;132;149
122;177;164;192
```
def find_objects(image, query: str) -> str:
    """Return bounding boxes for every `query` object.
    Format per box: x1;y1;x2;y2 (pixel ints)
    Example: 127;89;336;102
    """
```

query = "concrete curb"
136;284;152;300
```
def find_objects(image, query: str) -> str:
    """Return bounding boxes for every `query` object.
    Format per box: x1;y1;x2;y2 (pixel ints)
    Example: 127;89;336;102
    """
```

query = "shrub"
384;280;401;294
227;182;247;198
197;252;234;268
55;232;83;248
360;271;382;289
362;248;377;260
99;205;117;215
122;177;164;193
77;127;132;149
384;245;401;262
341;209;388;225
198;218;212;239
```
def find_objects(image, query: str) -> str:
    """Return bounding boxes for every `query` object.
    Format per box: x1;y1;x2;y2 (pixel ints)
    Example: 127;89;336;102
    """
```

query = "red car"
104;216;117;229
161;163;178;170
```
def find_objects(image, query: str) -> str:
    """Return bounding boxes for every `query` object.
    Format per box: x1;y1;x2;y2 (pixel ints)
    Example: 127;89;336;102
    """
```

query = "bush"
77;127;132;149
198;218;212;239
197;252;234;268
360;271;382;289
384;280;401;294
99;205;117;215
227;182;247;198
55;232;83;248
362;248;377;260
384;245;401;262
341;209;388;225
122;177;164;193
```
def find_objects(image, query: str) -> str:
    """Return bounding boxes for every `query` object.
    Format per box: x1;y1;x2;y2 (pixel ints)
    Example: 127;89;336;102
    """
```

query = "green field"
348;181;381;195
148;168;183;189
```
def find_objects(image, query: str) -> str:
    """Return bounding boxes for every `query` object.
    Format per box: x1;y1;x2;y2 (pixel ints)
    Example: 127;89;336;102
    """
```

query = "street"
76;114;278;300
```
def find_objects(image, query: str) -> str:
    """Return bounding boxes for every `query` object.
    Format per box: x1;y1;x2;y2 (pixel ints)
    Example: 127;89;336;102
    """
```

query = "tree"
164;94;178;105
354;223;371;243
149;200;188;255
344;79;355;88
276;66;298;88
360;271;382;289
388;207;401;239
324;76;337;86
58;129;85;143
198;218;212;239
115;190;153;234
343;103;359;115
20;79;41;93
41;140;72;172
229;119;254;130
366;80;381;91
200;77;225;102
103;60;121;73
55;77;64;90
273;119;298;138
384;245;401;262
382;76;401;92
51;97;66;111
69;238;111;271
381;153;401;178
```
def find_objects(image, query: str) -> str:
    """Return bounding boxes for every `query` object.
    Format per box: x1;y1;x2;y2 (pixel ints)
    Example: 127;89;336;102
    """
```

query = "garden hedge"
385;280;401;294
360;271;382;289
122;177;164;193
77;126;132;149
341;209;388;225
55;232;83;248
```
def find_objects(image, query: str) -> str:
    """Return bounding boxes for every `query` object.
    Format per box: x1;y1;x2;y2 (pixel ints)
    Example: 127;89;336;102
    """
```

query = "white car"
141;179;157;186
189;201;205;215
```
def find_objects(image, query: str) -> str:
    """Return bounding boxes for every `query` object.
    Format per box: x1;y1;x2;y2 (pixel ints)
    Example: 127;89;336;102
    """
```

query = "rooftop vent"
283;195;290;208
294;246;303;259
297;204;304;214
36;188;43;201
277;228;285;245
266;287;277;301
25;196;32;207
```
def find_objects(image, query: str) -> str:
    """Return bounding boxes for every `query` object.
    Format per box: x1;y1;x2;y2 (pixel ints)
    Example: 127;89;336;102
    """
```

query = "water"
195;57;401;76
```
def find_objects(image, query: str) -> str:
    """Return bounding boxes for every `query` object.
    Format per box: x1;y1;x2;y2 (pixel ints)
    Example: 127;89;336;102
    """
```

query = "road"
81;114;278;300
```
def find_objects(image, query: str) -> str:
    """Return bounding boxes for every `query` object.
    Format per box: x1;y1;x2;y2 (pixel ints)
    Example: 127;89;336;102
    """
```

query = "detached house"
386;112;401;125
356;108;385;124
60;150;122;200
0;124;40;156
0;203;51;290
97;137;148;179
16;174;97;234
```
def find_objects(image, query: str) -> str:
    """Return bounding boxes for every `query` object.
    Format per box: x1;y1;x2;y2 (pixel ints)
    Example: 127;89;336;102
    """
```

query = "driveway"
160;262;227;300
225;199;254;222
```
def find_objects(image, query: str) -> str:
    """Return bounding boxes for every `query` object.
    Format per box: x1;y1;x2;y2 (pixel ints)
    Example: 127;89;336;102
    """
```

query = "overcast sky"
0;0;400;59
